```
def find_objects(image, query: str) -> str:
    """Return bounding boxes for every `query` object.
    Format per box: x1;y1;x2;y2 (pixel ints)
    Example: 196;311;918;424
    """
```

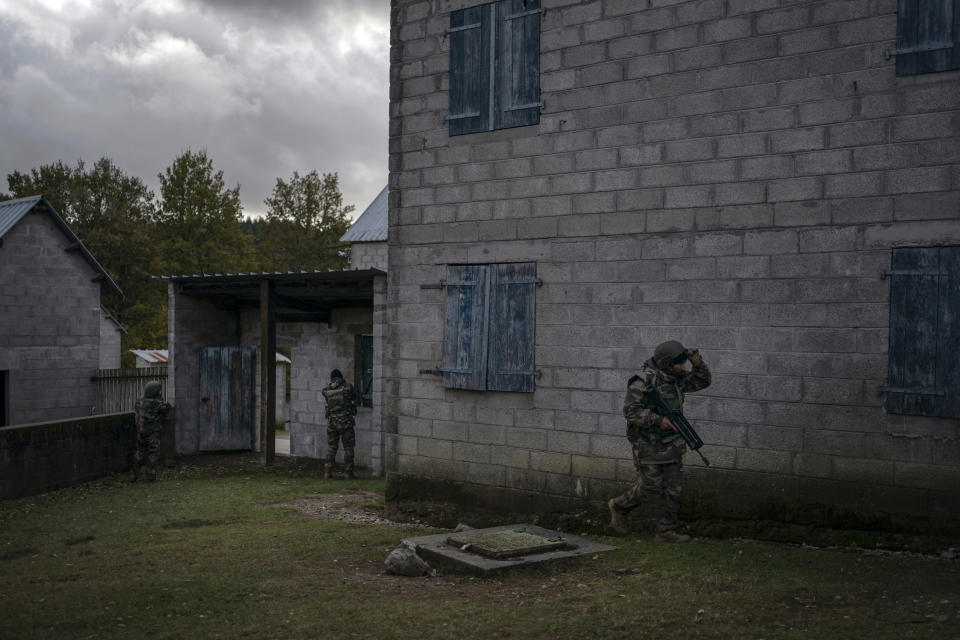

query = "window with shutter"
883;246;960;417
488;263;537;392
441;263;537;392
891;0;960;75
446;0;541;135
441;265;490;390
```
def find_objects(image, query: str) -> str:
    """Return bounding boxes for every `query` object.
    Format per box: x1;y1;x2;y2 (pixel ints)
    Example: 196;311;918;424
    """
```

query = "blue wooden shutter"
937;247;960;418
487;262;537;392
885;248;943;416
895;0;959;75
441;265;490;390
447;4;492;136
495;0;541;130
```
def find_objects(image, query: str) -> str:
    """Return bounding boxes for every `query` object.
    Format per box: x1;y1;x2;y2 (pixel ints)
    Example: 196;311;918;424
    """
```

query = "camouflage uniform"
321;374;357;478
610;345;711;535
132;381;170;482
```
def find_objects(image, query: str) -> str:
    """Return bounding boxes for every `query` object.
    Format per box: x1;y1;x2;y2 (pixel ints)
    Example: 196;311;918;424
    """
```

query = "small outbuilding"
162;268;386;471
0;195;123;425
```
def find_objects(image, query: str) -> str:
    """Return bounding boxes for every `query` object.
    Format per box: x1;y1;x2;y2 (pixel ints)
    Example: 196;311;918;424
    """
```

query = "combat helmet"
144;381;163;398
653;340;686;370
330;369;343;381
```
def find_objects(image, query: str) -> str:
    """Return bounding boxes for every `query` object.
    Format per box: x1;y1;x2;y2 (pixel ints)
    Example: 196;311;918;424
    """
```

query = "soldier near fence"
608;340;711;542
132;381;171;482
321;369;358;479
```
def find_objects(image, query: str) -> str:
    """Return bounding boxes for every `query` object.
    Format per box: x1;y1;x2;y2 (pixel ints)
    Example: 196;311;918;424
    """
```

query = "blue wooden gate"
198;347;256;451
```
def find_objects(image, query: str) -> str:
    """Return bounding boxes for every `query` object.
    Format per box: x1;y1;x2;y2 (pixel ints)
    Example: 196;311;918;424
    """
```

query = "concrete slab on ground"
404;523;616;576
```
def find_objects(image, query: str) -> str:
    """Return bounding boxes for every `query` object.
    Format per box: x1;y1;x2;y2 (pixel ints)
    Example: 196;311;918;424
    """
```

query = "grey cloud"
0;0;389;217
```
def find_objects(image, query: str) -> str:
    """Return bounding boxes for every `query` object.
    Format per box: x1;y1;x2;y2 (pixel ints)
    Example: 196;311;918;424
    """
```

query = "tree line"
1;150;355;365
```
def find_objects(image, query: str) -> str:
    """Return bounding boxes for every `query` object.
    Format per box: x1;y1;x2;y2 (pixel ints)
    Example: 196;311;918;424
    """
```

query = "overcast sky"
0;0;389;219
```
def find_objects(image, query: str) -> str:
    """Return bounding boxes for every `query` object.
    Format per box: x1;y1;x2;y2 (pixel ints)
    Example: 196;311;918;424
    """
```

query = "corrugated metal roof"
154;267;384;283
131;349;169;364
130;349;291;364
0;195;123;297
340;185;388;243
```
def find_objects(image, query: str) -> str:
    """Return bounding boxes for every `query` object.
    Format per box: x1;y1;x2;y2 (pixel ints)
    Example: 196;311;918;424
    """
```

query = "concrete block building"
0;196;123;426
385;0;960;530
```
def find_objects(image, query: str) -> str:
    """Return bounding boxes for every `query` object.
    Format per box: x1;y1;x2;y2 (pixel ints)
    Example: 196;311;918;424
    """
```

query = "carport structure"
160;269;386;471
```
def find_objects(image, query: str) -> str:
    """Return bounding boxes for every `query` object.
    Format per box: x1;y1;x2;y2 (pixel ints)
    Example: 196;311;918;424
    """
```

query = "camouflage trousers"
326;425;356;471
610;461;683;533
133;426;161;481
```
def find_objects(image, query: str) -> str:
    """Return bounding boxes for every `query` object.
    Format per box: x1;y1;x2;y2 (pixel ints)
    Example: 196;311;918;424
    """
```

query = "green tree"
260;170;354;271
5;159;166;360
156;149;253;275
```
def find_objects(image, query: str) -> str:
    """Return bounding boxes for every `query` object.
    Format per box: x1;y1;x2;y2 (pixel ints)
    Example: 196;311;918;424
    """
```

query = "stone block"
703;16;751;42
798;226;861;253
832;457;895;485
647;209;696;233
530;450;571;474
716;255;770;278
573;192;617;214
664;185;713;208
693;233;743;256
744;229;799;255
620;144;663;166
885;167;952;195
664;138;716;162
892;112;953;142
717;133;768;158
723;35;779;63
771;127;826;152
608;33;653;58
743;107;796;132
768;177;823;202
772;200;830;227
419;438;453;460
736;448;793;474
747;425;804;451
796;149;852;175
716;183;767;206
547;430;591;455
454;442;491;464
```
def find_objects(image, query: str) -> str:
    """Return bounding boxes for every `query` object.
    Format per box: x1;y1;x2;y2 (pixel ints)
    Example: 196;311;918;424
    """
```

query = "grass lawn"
1;457;958;640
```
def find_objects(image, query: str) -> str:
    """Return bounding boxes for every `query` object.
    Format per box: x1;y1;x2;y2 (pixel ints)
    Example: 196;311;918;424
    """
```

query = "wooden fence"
93;367;168;414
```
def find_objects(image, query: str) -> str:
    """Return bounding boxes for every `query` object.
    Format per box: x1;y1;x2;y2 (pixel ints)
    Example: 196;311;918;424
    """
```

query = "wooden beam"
277;312;332;324
259;279;277;465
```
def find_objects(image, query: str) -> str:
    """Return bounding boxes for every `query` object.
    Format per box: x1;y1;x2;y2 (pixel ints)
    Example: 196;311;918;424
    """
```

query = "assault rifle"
645;386;711;467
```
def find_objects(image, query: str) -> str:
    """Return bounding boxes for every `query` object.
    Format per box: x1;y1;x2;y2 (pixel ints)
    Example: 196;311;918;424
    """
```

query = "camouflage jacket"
623;350;711;462
135;397;170;433
322;379;357;428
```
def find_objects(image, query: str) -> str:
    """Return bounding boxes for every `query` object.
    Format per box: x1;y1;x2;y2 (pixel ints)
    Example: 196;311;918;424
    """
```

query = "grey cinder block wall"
350;242;389;272
0;211;102;424
386;0;960;529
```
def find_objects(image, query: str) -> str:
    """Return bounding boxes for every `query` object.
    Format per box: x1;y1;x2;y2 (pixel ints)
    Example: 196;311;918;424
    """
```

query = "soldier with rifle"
608;340;711;542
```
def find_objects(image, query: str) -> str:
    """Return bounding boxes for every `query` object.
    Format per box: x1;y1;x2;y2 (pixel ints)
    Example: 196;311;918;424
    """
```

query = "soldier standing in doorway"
609;340;711;542
132;381;171;482
322;369;357;479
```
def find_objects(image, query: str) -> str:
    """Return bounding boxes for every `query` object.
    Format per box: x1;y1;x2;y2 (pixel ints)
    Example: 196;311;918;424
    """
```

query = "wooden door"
198;347;256;451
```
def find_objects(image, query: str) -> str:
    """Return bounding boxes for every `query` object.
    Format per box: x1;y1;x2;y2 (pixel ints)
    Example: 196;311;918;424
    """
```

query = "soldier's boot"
323;461;333;479
344;464;355;480
145;463;157;482
130;459;140;482
608;499;630;536
654;530;691;543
